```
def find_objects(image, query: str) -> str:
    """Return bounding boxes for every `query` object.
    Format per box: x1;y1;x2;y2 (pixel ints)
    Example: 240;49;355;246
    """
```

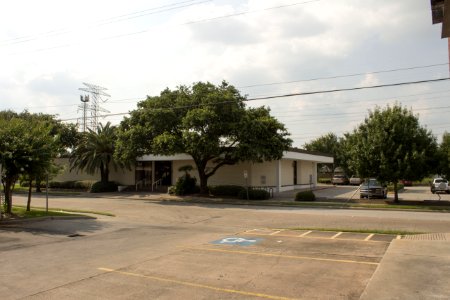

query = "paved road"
0;194;449;299
280;185;450;202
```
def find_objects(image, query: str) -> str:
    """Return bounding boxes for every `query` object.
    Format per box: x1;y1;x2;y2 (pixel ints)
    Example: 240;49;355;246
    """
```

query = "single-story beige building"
54;148;333;194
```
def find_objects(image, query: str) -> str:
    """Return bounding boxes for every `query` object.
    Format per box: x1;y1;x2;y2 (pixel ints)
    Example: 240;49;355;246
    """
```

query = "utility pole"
78;83;110;132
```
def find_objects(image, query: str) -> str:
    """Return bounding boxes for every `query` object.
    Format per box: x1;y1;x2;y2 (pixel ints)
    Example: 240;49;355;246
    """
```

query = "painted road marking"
183;246;379;266
270;230;282;235
331;232;343;239
365;234;374;241
299;230;312;237
211;237;262;246
244;229;391;243
98;268;298;300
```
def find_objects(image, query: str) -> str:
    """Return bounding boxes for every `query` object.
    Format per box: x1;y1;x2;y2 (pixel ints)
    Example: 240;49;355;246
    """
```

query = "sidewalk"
361;235;450;299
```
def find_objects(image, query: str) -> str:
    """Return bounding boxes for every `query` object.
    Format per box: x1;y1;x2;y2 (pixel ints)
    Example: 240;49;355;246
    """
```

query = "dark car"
360;179;387;199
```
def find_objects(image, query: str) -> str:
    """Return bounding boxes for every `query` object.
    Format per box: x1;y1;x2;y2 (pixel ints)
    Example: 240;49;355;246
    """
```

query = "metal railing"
152;178;163;192
248;186;275;198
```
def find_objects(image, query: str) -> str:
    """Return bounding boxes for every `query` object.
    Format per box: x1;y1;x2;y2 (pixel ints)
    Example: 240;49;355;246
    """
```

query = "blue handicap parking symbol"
211;237;262;246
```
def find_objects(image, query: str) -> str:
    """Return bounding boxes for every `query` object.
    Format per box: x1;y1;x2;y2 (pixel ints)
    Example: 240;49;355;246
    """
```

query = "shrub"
295;190;316;201
90;181;118;193
209;185;245;197
174;174;199;195
318;178;332;184
48;180;93;190
238;188;270;200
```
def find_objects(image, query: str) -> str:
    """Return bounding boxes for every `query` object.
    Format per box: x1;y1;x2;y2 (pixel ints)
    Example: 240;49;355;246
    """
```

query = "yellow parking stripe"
299;230;312;237
98;268;298;300
183;246;379;266
331;232;343;239
364;234;374;241
244;231;388;243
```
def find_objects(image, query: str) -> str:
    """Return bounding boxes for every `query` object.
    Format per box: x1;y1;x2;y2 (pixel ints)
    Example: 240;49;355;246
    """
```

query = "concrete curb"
0;215;96;225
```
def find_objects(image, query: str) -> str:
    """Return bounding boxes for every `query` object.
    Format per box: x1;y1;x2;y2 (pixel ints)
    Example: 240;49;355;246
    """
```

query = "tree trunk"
3;177;15;214
393;181;399;203
99;163;108;184
198;169;209;195
36;178;42;193
27;179;33;211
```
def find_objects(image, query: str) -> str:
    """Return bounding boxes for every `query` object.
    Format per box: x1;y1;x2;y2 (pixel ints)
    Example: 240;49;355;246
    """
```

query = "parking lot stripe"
365;234;374;241
183;247;379;266
98;268;297;300
244;231;388;243
270;230;282;235
299;230;312;237
331;232;343;239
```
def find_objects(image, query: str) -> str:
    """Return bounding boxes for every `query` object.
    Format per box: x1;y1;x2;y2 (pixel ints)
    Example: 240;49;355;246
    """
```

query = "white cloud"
0;0;448;147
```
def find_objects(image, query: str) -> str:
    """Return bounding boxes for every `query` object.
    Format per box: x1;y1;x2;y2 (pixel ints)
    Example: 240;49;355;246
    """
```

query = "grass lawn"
12;205;115;217
10;206;83;218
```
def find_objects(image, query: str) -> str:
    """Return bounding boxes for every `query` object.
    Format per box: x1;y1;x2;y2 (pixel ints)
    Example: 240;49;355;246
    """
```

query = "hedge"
294;190;316;201
90;181;118;193
209;185;245;197
238;188;270;200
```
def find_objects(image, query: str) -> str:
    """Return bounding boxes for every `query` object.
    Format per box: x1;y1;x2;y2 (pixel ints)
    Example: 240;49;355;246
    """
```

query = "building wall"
281;159;294;186
172;160;249;186
53;158;99;182
53;158;135;185
250;161;277;186
110;166;135;185
298;160;315;185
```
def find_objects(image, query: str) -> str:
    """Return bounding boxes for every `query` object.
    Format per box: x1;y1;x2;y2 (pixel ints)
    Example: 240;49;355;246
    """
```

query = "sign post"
243;170;249;200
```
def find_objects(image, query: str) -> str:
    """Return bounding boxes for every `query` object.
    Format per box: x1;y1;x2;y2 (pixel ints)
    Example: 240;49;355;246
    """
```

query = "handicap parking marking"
211;237;263;246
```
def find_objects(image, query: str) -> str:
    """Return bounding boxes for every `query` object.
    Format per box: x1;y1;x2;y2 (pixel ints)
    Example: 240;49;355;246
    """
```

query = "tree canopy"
344;104;437;201
116;81;292;193
70;122;128;184
303;132;341;173
438;132;450;179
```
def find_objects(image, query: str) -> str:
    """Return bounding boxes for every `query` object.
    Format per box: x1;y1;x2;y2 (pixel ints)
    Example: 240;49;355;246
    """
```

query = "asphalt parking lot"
15;227;393;300
2;194;450;299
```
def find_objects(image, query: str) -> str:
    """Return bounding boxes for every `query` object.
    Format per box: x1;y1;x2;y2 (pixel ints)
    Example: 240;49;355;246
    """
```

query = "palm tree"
70;122;126;183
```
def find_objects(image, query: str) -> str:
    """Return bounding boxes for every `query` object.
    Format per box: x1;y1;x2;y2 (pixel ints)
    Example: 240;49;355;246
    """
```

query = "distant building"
54;149;333;193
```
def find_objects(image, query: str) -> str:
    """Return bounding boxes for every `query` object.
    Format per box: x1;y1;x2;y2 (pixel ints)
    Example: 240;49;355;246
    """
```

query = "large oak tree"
115;81;292;194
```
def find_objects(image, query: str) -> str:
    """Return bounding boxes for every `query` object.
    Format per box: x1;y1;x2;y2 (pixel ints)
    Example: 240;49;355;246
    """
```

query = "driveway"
278;185;450;202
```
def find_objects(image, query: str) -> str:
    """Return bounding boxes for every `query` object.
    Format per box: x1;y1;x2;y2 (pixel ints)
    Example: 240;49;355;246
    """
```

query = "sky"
1;0;449;148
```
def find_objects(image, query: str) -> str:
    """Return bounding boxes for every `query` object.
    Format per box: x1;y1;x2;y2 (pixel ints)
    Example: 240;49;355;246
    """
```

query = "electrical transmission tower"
78;82;110;132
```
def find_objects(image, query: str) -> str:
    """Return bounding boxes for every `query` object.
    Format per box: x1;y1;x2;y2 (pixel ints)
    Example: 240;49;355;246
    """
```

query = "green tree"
70;122;128;184
116;81;292;194
438;131;450;179
303;132;341;174
0;118;56;214
346;104;437;202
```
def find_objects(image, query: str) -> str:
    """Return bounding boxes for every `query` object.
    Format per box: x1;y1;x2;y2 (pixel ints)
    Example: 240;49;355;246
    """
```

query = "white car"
430;178;449;194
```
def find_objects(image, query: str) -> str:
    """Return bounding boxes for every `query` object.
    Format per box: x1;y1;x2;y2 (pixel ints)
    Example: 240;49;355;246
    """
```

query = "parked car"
332;174;349;185
430;178;449;194
349;176;363;185
360;179;387;199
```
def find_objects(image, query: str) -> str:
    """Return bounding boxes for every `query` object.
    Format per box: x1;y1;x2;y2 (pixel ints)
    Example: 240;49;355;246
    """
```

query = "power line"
246;78;450;101
0;0;210;46
58;77;450;122
5;0;320;55
237;63;450;89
